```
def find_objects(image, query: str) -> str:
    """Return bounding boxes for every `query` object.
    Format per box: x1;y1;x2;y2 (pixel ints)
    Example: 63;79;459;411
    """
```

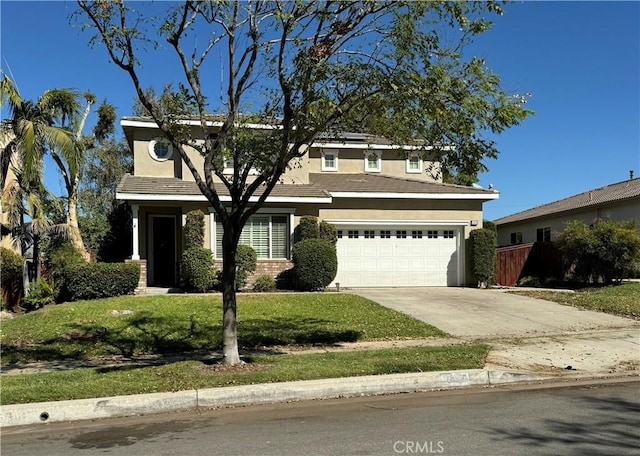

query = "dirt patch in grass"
193;360;273;376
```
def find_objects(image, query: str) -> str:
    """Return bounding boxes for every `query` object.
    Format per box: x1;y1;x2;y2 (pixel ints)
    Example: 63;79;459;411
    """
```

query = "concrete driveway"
352;288;640;374
352;287;637;338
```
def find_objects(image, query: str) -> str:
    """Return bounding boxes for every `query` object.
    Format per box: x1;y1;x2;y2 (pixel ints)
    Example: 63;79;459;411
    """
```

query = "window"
216;215;288;259
148;138;173;161
443;230;455;239
396;230;407;239
222;156;259;175
364;152;381;173
412;230;423;239
406;154;422;174
348;230;359;239
321;150;338;171
337;230;343;239
380;230;391;239
364;230;375;239
427;230;438;239
536;227;551;242
510;232;523;245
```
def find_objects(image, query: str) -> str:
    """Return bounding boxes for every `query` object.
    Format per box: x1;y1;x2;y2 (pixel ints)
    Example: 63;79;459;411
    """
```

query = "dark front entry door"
152;217;176;286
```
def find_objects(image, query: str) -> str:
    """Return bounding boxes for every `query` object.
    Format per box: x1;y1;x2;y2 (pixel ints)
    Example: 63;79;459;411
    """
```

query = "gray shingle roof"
116;174;330;199
309;173;498;196
494;178;640;225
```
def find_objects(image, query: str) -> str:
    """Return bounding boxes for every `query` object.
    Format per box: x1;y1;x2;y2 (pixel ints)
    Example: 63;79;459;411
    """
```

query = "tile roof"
309;173;498;196
116;174;330;199
494;178;640;225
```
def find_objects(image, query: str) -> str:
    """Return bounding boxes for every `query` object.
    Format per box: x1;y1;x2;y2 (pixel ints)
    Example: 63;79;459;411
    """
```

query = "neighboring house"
117;116;498;289
494;176;640;247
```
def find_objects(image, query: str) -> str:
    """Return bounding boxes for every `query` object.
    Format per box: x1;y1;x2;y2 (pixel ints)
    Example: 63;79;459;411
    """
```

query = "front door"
151;216;176;286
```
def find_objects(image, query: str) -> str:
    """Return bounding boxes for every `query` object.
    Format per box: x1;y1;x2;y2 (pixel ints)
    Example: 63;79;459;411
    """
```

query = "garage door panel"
333;225;459;288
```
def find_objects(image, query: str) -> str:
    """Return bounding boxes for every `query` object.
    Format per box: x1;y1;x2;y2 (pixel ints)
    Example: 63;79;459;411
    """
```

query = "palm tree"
1;74;80;291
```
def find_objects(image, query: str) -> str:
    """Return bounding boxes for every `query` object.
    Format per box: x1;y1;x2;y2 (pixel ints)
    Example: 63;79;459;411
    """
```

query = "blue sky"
1;1;639;221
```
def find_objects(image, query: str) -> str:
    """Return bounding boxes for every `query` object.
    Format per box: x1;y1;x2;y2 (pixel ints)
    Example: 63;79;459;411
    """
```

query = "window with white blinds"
215;215;289;259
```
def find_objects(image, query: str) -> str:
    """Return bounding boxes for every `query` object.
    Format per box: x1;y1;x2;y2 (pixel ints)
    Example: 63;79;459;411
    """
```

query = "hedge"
1;247;23;311
65;263;140;301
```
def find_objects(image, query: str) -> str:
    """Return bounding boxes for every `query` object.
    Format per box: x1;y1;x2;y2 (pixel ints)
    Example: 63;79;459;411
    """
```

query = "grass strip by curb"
0;345;489;405
510;282;640;319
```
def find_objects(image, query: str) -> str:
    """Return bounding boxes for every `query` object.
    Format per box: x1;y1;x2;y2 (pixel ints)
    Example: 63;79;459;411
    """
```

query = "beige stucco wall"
496;198;640;246
307;147;442;182
129;123;448;185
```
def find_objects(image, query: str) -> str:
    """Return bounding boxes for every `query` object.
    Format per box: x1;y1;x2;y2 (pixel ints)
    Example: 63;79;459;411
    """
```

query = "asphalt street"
2;379;638;456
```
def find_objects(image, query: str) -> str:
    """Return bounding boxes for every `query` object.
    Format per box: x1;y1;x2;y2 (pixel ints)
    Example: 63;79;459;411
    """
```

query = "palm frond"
0;74;22;114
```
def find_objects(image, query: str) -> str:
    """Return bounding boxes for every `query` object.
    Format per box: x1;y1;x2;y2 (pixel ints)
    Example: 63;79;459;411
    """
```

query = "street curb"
0;369;544;428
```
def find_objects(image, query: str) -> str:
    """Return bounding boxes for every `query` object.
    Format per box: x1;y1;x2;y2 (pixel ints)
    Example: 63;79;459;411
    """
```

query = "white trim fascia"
329;191;499;200
116;192;331;204
312;142;454;151
121;118;280;130
324;219;471;226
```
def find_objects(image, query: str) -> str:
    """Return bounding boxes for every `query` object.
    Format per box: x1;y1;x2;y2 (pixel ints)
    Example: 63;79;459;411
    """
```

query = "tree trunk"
67;183;89;261
221;225;241;365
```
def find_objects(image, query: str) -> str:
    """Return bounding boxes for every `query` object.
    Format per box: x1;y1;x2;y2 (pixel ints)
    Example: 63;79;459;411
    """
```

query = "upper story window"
406;154;422;174
321;150;338;171
148;138;173;162
364;151;381;173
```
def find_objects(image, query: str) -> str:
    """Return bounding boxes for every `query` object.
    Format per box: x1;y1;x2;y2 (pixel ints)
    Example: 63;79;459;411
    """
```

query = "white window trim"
222;158;259;176
321;150;339;172
148;138;173;162
406;154;422;174
210;208;294;259
364;151;382;173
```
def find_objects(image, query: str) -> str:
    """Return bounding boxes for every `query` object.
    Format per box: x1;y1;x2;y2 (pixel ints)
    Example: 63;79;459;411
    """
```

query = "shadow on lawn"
2;314;362;365
239;316;362;347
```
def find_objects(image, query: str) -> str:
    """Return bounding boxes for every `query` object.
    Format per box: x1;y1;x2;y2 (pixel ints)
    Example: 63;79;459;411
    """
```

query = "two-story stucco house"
116;116;499;289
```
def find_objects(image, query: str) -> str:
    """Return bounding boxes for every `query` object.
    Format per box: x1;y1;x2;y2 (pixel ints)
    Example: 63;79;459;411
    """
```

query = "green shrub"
294;215;320;243
292;239;338;291
22;278;56;312
557;219;640;284
236;244;257;290
45;243;86;302
180;248;216;292
319;220;338;245
1;247;23;311
252;274;276;292
65;263;140;301
469;228;497;288
184;210;205;250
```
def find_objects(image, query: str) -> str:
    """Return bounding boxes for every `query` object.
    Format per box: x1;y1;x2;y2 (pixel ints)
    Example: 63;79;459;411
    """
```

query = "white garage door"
332;226;460;287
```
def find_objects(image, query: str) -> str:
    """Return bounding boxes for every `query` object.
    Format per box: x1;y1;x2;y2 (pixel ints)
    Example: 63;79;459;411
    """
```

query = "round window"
148;138;173;161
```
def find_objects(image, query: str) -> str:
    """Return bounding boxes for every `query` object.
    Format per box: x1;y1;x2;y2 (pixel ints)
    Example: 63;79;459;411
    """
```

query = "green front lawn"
510;282;640;318
1;294;446;365
0;345;489;405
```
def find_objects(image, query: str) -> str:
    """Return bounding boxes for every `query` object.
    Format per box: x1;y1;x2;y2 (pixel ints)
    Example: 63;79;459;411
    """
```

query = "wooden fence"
496;242;564;286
